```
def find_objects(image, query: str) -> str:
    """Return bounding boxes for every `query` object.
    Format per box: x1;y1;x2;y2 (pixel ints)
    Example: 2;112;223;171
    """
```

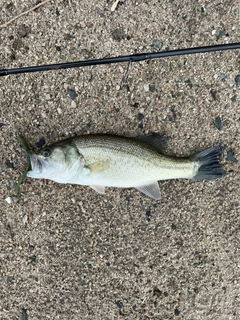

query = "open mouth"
29;154;45;173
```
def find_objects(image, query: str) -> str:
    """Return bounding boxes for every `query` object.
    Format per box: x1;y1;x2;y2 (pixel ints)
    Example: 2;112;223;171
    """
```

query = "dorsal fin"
135;133;168;153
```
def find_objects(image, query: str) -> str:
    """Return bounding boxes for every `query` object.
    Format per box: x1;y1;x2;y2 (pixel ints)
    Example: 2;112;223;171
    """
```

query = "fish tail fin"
192;146;225;180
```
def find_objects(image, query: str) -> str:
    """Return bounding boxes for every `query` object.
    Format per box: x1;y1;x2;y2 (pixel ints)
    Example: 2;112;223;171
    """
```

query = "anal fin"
90;185;105;194
137;182;161;200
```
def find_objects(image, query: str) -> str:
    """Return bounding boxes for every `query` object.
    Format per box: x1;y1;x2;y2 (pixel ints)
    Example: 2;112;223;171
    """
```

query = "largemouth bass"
27;134;224;200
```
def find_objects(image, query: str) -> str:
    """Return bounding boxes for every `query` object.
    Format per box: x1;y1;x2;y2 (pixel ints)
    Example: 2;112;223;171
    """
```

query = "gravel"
0;1;239;319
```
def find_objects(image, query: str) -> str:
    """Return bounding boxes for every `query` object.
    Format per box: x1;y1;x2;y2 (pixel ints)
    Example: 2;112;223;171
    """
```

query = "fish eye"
42;148;52;157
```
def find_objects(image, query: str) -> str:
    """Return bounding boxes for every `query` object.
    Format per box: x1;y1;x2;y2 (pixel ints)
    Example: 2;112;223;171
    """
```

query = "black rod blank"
0;42;239;77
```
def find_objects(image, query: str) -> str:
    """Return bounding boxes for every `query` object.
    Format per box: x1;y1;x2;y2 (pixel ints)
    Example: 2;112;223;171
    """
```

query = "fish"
26;134;224;200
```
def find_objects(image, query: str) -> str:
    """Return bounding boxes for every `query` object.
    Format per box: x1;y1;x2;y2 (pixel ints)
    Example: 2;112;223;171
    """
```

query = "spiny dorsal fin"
135;133;168;153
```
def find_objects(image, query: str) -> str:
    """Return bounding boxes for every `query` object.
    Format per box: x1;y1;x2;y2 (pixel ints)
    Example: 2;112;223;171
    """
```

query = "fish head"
27;142;84;182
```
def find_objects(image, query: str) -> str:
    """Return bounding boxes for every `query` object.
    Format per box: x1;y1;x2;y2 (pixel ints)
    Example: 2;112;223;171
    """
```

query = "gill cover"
27;144;84;183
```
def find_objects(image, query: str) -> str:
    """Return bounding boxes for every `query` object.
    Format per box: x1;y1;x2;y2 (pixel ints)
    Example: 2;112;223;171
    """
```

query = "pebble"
185;79;192;87
111;27;126;41
174;308;180;316
153;286;162;296
119;66;124;73
21;308;28;320
169;105;176;122
5;196;19;204
220;73;227;81
71;101;76;108
63;33;72;40
22;215;28;224
137;113;144;120
96;7;105;16
80;21;86;28
12;183;17;189
143;84;149;92
152;41;162;50
226;150;238;163
115;300;123;309
217;29;225;40
149;85;156;92
13;196;19;203
133;102;139;108
68;89;78;100
17;24;28;38
6;160;14;168
4;46;12;54
5;197;12;204
214;116;222;130
36;138;46;149
235;75;240;89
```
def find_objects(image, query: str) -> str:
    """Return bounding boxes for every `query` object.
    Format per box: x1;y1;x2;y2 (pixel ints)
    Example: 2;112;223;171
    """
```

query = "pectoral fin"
137;182;161;200
88;161;109;173
90;185;105;194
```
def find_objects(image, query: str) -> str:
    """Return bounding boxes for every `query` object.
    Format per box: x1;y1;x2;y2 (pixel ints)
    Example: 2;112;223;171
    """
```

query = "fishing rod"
0;43;239;78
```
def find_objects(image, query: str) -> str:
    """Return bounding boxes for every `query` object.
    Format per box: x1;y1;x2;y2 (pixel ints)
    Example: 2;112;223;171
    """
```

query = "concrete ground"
0;0;239;319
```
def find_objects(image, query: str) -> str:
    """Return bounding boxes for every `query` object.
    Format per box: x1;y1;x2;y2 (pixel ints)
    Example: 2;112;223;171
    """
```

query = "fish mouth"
29;153;45;174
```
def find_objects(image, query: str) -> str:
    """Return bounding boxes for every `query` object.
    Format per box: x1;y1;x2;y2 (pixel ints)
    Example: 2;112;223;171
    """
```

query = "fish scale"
74;136;194;183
